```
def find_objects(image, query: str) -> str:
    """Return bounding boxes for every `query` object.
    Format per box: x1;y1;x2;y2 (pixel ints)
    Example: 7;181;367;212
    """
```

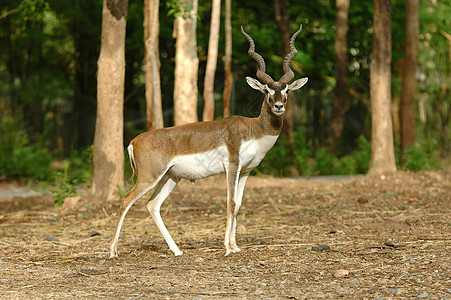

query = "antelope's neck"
256;100;284;136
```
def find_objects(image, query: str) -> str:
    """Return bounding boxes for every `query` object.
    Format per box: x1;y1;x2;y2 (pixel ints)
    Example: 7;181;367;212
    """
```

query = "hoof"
225;251;234;257
173;250;184;257
109;249;118;259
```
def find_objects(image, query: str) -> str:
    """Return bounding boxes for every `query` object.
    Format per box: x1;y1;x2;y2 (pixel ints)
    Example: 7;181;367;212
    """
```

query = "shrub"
401;139;442;171
0;116;53;180
354;135;371;174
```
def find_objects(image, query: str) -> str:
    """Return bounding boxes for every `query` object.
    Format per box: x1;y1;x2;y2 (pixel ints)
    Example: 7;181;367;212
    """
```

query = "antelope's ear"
246;77;266;94
287;77;308;92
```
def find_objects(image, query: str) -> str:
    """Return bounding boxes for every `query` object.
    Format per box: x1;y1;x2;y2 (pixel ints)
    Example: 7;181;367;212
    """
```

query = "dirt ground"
0;171;450;299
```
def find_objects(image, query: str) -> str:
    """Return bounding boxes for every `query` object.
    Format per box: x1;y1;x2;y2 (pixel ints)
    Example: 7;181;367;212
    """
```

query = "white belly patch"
167;135;278;179
169;146;229;180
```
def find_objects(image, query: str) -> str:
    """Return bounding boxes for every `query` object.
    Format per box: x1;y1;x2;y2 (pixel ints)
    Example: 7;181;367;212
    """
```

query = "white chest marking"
239;135;279;171
169;145;229;180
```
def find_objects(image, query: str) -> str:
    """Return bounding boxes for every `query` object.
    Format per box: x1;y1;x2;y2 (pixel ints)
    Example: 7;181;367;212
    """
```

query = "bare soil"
0;171;450;299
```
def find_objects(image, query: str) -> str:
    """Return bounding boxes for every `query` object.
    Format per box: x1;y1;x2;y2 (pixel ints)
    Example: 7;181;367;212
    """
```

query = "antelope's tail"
127;144;136;182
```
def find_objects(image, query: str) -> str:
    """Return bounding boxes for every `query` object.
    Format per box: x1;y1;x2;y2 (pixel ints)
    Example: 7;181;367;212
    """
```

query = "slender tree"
223;0;232;118
400;0;419;151
274;0;295;143
144;0;164;130
327;0;350;152
274;0;300;176
368;0;397;175
90;0;129;202
173;0;199;126
203;0;221;121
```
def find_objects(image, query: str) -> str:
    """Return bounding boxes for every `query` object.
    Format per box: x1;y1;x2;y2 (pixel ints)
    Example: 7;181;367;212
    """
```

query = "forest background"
0;0;449;204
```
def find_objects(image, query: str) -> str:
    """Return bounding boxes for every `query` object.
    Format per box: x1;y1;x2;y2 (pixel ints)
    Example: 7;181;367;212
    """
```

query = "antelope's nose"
274;103;284;110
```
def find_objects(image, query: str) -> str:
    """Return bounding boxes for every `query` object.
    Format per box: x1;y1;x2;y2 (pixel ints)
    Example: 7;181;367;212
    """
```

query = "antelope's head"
242;25;308;117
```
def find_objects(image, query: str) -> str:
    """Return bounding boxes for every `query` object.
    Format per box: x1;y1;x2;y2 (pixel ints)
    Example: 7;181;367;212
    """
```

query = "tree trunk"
327;0;350;153
173;0;199;126
368;0;397;176
144;0;164;130
274;0;299;176
202;0;221;121
223;0;232;118
90;0;128;202
274;0;295;143
400;0;419;151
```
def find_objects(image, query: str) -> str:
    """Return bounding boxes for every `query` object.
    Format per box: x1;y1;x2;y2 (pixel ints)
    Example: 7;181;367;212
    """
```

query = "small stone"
390;288;398;294
90;231;101;237
389;215;406;223
46;236;60;243
334;269;349;278
194;257;204;264
385;240;401;248
420;243;430;249
419;292;428;298
357;197;369;204
312;244;330;251
61;195;81;211
447;289;451;294
409;258;417;264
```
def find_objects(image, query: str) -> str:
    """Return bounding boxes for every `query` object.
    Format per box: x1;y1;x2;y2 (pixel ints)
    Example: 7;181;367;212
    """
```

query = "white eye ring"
281;85;289;96
265;85;275;95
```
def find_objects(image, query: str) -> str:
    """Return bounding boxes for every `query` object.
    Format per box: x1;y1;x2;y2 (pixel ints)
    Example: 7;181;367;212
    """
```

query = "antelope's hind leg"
109;180;158;259
146;175;182;256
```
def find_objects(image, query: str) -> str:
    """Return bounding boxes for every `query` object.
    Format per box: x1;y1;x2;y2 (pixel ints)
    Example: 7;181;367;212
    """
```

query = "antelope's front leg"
224;164;241;256
229;172;250;253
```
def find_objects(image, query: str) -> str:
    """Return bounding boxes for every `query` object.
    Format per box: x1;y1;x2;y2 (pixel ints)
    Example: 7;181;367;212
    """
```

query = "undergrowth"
1;118;443;205
256;128;442;177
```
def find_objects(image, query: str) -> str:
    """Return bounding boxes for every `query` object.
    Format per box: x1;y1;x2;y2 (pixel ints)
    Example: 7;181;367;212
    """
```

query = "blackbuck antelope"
110;25;308;258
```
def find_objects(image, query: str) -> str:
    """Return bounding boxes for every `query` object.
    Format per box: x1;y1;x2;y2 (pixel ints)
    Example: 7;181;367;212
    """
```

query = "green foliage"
257;133;441;177
313;147;337;176
256;130;372;177
354;136;371;174
117;184;127;198
1;0;50;23
51;160;77;207
256;135;295;177
50;146;93;206
0;116;53;181
401;139;442;171
309;137;371;176
0;115;92;205
166;0;194;19
17;0;50;22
